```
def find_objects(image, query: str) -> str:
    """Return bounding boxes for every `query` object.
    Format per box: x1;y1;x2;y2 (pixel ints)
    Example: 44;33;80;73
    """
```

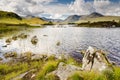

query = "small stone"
6;38;12;44
31;36;38;45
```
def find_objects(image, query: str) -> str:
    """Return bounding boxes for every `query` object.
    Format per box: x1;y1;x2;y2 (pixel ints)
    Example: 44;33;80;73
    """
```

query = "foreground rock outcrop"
48;46;113;80
82;46;113;71
51;62;82;80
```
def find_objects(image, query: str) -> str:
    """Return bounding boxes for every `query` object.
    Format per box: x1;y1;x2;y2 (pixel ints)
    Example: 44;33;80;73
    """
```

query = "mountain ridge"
63;12;104;23
0;11;22;20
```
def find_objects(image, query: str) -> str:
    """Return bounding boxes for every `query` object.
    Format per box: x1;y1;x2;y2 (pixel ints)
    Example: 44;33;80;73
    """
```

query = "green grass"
0;53;120;80
45;73;60;80
77;21;120;28
0;26;22;37
0;60;43;80
0;63;28;80
0;23;42;38
36;60;59;80
67;66;120;80
76;16;120;23
114;66;120;80
67;72;83;80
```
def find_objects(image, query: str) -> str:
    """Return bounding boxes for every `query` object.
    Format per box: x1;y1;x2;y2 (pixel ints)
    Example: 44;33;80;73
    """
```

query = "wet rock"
3;51;17;58
43;35;48;37
56;42;60;46
2;44;8;47
31;36;38;45
52;62;82;80
18;33;28;39
12;35;18;40
82;46;113;71
0;57;3;61
6;38;12;44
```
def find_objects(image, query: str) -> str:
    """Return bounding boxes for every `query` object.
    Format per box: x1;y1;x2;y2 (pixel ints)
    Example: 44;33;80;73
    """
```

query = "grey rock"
53;62;82;80
82;46;113;71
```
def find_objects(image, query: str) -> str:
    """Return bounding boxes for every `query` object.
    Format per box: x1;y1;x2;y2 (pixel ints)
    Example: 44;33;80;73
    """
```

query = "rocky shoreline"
0;46;120;80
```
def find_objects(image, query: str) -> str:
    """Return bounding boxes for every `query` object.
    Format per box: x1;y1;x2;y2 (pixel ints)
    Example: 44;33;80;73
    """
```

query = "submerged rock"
31;36;38;45
43;35;48;37
18;33;28;39
3;51;17;58
0;57;3;61
6;38;12;44
12;35;18;40
56;42;60;46
82;46;113;71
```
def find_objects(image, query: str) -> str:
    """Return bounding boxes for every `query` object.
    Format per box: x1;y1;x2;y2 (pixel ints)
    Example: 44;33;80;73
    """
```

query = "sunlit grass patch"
0;63;28;80
114;66;120;80
67;72;83;80
45;73;60;80
36;60;59;80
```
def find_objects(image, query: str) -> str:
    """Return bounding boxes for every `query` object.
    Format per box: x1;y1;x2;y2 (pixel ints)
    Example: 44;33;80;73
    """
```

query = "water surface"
0;25;120;65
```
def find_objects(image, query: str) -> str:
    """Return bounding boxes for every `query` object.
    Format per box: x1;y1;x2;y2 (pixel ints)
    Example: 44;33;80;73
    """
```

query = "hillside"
79;12;104;20
63;12;120;24
0;11;47;24
76;16;120;23
63;15;81;23
63;12;103;23
22;17;47;24
42;17;63;23
0;11;22;20
0;11;22;24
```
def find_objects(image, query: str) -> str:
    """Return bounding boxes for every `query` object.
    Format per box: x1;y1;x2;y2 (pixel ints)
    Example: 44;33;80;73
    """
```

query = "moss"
114;66;120;80
45;74;60;80
36;60;59;80
102;70;115;80
67;72;83;80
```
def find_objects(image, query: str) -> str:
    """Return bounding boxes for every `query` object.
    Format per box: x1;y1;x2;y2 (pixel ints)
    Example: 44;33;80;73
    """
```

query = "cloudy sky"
0;0;120;19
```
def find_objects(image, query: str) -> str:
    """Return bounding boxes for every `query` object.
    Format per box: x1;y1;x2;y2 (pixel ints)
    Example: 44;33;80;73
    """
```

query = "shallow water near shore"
0;25;120;65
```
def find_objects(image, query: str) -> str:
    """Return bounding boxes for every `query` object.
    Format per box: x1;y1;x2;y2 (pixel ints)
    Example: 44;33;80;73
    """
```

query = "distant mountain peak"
89;12;103;17
64;15;81;23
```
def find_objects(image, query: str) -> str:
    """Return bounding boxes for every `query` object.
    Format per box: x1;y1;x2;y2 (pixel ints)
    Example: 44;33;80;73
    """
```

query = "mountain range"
0;10;120;24
63;12;104;23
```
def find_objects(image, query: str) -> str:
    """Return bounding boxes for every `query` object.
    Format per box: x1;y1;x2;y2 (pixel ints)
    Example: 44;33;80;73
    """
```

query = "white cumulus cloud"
0;0;119;19
69;0;120;16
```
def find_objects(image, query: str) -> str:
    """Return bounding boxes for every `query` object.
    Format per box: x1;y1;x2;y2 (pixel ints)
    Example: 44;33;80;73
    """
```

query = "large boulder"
52;62;82;80
82;46;113;71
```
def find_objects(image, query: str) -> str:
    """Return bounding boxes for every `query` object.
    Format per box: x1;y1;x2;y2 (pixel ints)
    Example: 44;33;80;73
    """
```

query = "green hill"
0;11;22;20
22;17;47;24
0;11;47;24
76;16;120;23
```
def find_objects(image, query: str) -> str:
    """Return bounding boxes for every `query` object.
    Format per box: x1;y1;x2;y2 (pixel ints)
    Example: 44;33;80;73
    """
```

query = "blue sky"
57;0;119;4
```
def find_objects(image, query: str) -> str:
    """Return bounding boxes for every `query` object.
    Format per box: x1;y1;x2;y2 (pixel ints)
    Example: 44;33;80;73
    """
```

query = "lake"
0;25;120;65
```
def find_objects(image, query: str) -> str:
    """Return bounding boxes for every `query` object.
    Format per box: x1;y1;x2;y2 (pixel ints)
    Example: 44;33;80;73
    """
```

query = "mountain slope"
0;11;22;20
22;17;47;24
76;16;120;23
42;17;63;23
0;11;47;24
63;15;81;23
63;12;103;23
80;12;104;20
